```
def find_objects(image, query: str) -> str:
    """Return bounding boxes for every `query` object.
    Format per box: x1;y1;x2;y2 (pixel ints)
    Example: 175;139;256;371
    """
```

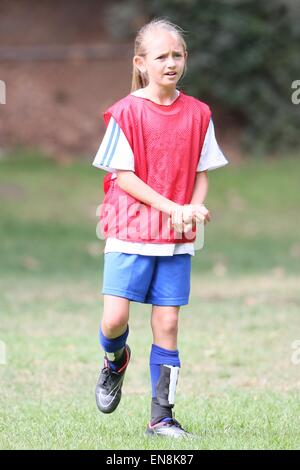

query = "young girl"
92;18;228;438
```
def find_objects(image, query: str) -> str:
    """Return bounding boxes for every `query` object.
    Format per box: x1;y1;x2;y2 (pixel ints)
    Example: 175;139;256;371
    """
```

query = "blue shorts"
102;252;191;306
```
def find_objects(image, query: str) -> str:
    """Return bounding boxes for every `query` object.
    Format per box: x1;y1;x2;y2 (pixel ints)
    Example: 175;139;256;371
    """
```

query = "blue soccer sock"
149;344;181;424
99;325;129;371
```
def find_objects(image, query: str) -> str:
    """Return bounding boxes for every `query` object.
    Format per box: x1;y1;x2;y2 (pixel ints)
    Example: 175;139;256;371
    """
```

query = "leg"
149;305;181;424
151;305;180;350
101;294;130;338
99;294;130;364
96;295;131;414
145;255;192;437
146;305;191;437
96;251;152;415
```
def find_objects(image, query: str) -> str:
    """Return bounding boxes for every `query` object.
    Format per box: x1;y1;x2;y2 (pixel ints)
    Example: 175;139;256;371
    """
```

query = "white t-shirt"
93;88;229;256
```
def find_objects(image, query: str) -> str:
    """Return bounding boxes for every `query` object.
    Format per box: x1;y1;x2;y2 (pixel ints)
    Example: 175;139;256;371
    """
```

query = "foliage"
105;0;300;154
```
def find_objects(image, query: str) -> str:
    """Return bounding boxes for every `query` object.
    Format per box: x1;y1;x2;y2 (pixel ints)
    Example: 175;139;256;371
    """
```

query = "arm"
116;170;179;216
190;171;209;205
181;171;210;231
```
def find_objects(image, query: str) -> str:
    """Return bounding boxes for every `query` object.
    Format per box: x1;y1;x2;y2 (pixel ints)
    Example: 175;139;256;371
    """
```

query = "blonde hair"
131;18;188;92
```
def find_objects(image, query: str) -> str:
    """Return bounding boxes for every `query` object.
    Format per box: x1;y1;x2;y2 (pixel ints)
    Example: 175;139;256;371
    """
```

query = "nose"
167;62;176;69
166;56;176;68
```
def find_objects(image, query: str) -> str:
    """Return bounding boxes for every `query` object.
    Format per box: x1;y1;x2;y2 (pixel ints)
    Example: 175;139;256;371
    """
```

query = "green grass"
0;150;300;449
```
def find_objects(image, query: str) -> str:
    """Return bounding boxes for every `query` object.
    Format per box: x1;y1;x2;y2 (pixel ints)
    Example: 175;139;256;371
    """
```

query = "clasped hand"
168;204;211;233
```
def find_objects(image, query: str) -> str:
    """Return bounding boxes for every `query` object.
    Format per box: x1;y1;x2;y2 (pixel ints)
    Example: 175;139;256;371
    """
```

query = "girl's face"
134;30;187;89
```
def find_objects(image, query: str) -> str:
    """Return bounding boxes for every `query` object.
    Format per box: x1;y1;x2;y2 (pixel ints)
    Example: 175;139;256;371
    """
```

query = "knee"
102;315;128;338
159;317;178;337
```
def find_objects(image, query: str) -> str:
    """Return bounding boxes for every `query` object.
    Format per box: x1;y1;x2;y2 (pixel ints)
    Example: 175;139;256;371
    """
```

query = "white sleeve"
92;117;135;172
197;119;229;172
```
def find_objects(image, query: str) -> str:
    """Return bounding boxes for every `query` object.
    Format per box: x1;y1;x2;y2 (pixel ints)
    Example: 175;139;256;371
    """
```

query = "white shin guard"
156;364;180;407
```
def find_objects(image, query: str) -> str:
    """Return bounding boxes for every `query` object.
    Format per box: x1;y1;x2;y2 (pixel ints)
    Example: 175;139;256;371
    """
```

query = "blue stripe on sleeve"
100;118;117;166
105;125;121;168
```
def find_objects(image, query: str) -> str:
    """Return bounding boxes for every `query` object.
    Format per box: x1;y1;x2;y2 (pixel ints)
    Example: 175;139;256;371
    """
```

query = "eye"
156;53;183;60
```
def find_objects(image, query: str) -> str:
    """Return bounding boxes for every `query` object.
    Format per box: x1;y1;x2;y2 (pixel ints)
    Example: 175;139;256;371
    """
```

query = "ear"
133;55;147;74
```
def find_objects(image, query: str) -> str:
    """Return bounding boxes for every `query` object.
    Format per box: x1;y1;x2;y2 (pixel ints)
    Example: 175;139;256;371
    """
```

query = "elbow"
199;170;209;185
116;170;133;190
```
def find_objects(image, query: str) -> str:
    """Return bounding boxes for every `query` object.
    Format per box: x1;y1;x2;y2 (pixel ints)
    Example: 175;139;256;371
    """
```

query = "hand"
182;205;196;233
193;204;211;225
182;204;211;233
168;205;186;233
168;204;211;233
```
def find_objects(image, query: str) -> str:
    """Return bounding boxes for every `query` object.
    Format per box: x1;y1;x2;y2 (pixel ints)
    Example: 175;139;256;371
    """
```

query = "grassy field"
0;151;300;450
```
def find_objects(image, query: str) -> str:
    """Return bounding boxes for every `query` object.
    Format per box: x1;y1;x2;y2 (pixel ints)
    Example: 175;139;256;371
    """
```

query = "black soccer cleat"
145;418;193;439
95;345;131;414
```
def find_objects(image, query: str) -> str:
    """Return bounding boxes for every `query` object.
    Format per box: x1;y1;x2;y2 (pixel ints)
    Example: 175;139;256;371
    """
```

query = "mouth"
165;72;177;77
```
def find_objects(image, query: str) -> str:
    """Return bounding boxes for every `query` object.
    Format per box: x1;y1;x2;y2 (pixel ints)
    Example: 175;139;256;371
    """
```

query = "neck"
143;83;178;105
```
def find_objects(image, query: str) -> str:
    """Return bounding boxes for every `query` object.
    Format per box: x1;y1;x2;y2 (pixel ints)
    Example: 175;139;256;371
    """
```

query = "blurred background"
1;0;300;450
1;0;299;158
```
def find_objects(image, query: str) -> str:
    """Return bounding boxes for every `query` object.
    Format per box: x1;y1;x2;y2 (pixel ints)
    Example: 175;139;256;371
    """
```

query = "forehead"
144;30;184;56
